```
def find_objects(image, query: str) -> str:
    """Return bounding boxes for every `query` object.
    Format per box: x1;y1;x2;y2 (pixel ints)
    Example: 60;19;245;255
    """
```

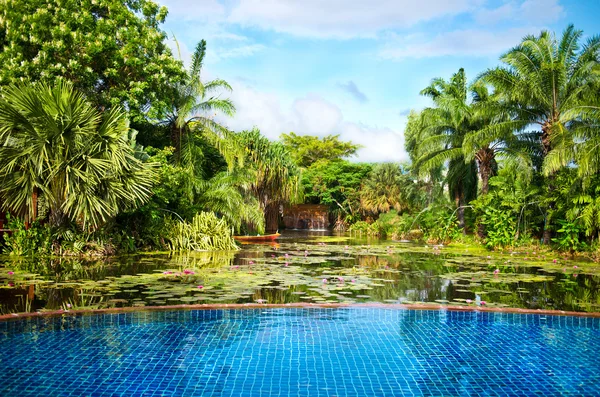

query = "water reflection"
1;235;600;314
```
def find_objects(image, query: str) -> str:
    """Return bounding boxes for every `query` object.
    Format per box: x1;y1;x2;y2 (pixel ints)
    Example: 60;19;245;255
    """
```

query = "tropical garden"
0;0;599;261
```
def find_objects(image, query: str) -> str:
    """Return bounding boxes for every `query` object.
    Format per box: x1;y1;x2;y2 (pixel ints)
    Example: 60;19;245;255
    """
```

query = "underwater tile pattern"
1;309;599;396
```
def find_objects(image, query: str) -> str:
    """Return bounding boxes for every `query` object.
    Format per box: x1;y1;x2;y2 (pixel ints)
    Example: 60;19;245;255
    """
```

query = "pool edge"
2;302;600;322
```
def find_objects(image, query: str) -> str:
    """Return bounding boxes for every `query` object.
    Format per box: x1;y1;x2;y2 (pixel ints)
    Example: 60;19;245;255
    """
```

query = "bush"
167;212;238;251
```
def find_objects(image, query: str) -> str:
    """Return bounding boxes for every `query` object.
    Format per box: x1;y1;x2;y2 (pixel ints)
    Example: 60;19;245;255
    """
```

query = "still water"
1;231;599;314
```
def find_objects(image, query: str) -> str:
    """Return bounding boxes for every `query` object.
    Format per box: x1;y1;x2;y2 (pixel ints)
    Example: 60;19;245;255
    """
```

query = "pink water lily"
480;301;487;305
553;259;557;263
573;265;578;269
466;299;472;304
183;269;194;275
322;279;327;283
7;271;14;275
284;262;289;267
493;269;500;275
285;254;289;258
249;260;254;265
66;303;72;308
351;279;356;283
197;285;204;289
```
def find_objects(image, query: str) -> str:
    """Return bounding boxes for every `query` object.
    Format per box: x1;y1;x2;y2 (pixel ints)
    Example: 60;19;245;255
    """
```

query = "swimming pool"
1;308;598;396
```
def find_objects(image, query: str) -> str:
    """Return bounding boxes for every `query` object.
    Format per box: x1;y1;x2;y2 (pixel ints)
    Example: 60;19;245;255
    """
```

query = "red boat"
233;233;281;242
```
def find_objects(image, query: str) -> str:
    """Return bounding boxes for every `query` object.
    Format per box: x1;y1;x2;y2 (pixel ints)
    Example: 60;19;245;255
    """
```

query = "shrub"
167;212;238;251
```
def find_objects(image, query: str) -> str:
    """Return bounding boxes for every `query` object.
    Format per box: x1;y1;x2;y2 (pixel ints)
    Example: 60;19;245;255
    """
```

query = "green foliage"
234;129;302;232
2;215;52;256
0;0;185;120
302;160;371;224
360;163;419;216
478;206;517;249
167;212;238;251
280;132;361;168
0;81;156;230
348;221;382;237
552;220;585;252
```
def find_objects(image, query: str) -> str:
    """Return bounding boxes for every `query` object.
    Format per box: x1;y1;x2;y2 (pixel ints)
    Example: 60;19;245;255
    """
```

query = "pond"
1;231;600;315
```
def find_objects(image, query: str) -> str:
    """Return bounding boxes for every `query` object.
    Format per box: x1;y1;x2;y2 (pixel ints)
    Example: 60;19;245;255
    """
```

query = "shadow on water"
1;231;600;314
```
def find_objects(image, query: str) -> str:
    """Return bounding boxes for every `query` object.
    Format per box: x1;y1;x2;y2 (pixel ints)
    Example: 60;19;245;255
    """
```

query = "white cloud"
228;0;481;39
379;27;539;59
218;81;407;162
475;0;563;25
214;44;266;60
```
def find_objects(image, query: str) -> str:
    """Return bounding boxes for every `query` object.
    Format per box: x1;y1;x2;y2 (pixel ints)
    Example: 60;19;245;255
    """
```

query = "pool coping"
2;303;600;322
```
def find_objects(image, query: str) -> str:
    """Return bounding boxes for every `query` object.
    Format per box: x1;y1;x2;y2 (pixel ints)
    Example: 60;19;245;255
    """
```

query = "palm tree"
480;25;600;242
414;68;478;230
0;81;155;229
235;129;302;232
165;39;237;167
360;163;416;216
463;82;540;196
196;170;265;233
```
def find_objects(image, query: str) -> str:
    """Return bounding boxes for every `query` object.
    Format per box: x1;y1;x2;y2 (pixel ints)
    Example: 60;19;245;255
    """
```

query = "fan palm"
0;81;155;229
359;163;416;215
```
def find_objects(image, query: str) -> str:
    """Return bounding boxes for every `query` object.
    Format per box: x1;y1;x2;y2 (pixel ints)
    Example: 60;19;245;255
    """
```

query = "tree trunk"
541;122;554;245
454;185;465;233
476;148;494;239
170;124;183;163
264;202;280;233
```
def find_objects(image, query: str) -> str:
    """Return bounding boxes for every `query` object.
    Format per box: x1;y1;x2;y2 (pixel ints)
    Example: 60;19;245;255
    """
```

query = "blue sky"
157;0;600;162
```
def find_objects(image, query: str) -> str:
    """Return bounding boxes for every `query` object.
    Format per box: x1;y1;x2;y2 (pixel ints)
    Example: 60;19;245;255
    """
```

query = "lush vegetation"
0;2;599;259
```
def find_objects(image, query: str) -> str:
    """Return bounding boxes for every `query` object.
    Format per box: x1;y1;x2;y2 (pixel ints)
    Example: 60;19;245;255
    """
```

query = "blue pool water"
1;308;599;396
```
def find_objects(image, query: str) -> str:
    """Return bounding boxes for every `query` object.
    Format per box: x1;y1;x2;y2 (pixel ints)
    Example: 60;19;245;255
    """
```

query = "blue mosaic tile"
0;308;599;396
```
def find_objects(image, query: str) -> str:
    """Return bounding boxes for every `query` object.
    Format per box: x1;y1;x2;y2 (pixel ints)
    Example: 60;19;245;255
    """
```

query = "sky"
156;0;600;162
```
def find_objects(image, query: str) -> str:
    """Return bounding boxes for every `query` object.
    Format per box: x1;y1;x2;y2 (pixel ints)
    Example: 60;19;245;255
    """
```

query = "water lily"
285;254;289;258
493;269;500;275
249;260;254;265
7;271;14;275
480;301;487;305
553;259;557;263
66;303;72;308
573;265;578;269
183;269;194;275
284;262;289;267
466;299;472;304
197;285;204;289
322;279;327;283
351;279;356;283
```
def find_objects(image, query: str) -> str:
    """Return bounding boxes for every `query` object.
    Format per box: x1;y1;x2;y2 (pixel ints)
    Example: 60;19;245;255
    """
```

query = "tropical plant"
167;212;238;251
0;81;156;230
412;68;478;230
235;129;302;232
359;163;417;216
480;25;600;243
164;39;236;166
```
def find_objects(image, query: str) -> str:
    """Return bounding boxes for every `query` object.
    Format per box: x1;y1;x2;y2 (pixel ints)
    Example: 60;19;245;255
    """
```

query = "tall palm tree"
480;25;600;165
414;68;478;230
463;82;540;195
235;129;301;233
0;81;155;229
480;25;600;242
165;39;237;168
